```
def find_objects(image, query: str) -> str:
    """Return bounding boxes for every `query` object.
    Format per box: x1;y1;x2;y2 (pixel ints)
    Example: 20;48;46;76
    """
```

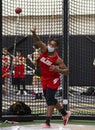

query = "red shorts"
41;77;60;90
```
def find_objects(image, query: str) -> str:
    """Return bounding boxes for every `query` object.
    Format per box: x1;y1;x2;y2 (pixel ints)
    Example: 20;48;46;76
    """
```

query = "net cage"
1;0;95;120
2;0;64;118
69;0;95;117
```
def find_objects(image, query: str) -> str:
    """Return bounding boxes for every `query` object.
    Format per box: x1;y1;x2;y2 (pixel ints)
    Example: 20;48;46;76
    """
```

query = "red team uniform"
39;51;60;90
13;57;25;78
2;56;10;78
31;27;71;127
13;51;28;95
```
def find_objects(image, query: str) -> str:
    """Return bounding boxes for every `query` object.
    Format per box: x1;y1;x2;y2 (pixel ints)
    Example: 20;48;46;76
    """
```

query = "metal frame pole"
0;0;2;119
63;0;69;110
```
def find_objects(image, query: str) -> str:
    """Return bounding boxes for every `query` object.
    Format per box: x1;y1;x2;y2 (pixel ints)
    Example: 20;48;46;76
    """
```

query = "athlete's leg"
54;100;71;125
43;88;57;127
43;88;71;126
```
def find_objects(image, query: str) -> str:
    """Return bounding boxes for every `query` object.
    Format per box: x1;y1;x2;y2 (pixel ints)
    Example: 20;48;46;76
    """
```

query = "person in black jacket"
28;45;42;99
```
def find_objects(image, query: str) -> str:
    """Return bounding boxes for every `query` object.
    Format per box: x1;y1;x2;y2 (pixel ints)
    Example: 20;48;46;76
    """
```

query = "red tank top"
39;51;60;80
2;56;10;78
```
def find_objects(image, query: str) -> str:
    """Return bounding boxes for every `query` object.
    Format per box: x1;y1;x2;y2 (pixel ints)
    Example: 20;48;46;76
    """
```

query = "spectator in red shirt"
2;47;10;95
13;50;28;95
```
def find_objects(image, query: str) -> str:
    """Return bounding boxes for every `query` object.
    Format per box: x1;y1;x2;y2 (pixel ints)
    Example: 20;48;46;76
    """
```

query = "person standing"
2;47;11;95
13;50;28;95
27;45;42;99
31;27;71;127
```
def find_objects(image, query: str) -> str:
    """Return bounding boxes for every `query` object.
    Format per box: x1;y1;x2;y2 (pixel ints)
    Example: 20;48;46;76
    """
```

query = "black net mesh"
69;0;95;116
2;0;95;119
2;0;64;117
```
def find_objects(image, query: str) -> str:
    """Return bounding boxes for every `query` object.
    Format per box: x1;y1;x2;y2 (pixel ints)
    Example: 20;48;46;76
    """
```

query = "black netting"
2;0;64;118
2;0;95;120
69;0;95;116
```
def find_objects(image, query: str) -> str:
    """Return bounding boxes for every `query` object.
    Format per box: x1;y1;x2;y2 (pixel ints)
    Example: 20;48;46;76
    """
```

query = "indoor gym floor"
0;124;95;130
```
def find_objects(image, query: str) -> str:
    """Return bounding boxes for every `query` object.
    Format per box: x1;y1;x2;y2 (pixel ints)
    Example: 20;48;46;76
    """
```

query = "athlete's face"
47;40;57;52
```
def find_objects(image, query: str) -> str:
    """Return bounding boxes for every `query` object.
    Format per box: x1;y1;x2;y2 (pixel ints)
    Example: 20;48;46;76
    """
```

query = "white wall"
2;0;95;35
2;0;62;16
2;15;95;35
69;15;95;35
2;16;63;35
2;0;95;16
69;0;95;15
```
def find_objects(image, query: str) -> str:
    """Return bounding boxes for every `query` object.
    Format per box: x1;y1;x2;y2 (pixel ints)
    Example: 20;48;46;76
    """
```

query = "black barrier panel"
2;35;95;86
69;35;95;86
2;35;63;57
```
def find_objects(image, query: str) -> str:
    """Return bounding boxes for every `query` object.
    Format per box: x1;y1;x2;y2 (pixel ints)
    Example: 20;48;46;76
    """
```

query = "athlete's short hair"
48;38;59;47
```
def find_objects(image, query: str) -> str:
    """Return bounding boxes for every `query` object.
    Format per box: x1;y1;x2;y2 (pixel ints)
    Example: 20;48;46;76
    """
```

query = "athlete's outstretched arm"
31;26;47;53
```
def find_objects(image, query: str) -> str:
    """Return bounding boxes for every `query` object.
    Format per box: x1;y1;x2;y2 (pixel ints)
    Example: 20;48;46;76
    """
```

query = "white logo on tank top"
40;57;52;66
53;78;59;84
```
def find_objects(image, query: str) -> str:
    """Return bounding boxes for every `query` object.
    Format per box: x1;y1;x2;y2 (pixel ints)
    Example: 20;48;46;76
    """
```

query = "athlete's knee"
46;98;57;106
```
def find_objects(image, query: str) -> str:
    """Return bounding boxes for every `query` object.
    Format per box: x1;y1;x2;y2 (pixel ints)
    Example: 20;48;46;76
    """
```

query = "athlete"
31;26;71;127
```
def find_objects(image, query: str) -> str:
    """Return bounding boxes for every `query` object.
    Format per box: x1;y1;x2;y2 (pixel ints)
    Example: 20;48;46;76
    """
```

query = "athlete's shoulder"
40;50;48;56
54;51;59;58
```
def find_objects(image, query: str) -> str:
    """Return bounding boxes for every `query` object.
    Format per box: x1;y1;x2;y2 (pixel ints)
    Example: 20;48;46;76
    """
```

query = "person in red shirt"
13;50;27;95
31;27;71;127
2;47;10;95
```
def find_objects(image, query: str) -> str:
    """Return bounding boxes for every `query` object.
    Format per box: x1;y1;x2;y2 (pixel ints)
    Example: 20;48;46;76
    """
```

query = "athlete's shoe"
62;111;71;126
16;90;21;96
42;123;51;128
23;90;28;95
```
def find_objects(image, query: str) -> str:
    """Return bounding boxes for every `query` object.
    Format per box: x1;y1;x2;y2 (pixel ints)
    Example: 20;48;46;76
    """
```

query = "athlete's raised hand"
31;26;36;34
